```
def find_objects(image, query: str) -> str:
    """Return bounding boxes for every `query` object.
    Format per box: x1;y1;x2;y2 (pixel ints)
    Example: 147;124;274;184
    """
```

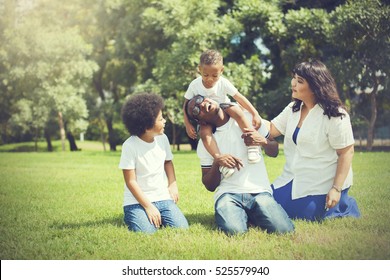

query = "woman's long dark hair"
292;59;345;119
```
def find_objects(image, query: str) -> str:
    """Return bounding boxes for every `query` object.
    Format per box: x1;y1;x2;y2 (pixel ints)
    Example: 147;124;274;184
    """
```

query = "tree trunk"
106;118;116;151
57;112;66;151
188;137;198;151
1;122;8;144
34;126;39;152
93;62;114;151
101;130;107;151
366;77;379;151
67;131;79;151
171;123;176;148
44;128;53;152
166;112;177;149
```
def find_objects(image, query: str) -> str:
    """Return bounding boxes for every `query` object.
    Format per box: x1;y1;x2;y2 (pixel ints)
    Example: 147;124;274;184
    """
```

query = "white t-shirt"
184;76;237;103
197;112;272;202
271;102;355;199
118;134;173;206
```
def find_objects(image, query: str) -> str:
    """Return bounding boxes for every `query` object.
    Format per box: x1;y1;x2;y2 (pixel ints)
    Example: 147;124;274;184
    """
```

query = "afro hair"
121;92;164;136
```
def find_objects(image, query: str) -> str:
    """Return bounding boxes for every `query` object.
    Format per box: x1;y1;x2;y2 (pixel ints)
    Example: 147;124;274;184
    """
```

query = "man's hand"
216;154;243;170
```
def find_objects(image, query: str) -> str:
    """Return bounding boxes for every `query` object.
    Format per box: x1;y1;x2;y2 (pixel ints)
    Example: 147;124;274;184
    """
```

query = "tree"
232;0;390;148
138;0;268;148
1;1;97;151
329;0;390;150
76;0;158;151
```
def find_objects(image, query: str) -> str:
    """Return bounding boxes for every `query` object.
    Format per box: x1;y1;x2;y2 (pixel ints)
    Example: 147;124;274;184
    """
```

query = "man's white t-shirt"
197;112;272;202
118;134;173;206
271;102;354;199
184;76;237;103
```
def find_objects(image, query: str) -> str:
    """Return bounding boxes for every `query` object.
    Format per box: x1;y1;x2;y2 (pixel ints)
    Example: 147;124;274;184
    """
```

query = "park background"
1;0;390;260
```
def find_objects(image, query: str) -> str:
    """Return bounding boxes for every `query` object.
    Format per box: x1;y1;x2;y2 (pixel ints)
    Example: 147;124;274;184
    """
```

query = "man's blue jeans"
215;192;294;235
123;200;189;234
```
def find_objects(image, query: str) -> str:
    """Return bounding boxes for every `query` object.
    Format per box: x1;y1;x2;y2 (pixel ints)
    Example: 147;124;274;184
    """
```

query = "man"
186;95;294;235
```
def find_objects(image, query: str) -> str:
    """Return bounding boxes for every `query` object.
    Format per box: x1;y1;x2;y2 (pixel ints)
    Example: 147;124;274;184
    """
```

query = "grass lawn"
0;141;389;260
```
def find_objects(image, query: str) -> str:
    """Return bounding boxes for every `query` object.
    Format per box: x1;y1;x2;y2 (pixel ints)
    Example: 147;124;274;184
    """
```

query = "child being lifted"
183;49;262;178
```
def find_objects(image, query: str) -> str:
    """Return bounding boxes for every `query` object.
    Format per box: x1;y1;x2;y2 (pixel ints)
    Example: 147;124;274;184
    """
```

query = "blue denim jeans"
215;192;294;235
123;200;189;234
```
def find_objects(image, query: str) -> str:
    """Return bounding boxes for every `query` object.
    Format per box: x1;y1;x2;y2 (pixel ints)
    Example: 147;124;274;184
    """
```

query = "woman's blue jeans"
123;200;189;234
215;192;295;235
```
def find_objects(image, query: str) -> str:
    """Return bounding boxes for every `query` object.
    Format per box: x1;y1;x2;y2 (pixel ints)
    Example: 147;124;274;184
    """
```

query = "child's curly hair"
121;92;164;136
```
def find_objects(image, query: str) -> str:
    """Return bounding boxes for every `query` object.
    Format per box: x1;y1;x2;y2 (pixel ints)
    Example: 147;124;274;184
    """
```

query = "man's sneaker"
219;166;235;178
248;146;261;163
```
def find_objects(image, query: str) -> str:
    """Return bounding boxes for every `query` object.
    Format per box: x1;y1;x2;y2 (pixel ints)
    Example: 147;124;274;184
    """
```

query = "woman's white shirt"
271;102;354;199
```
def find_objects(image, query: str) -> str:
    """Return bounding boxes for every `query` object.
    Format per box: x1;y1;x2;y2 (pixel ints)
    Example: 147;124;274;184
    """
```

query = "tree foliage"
0;0;388;150
0;0;97;150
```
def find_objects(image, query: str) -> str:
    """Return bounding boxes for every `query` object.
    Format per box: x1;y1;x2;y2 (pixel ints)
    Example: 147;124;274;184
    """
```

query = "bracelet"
332;185;342;193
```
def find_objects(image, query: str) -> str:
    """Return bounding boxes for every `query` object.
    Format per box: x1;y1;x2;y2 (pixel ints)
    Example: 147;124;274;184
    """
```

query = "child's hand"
168;182;179;203
144;204;162;228
186;124;197;140
252;114;262;130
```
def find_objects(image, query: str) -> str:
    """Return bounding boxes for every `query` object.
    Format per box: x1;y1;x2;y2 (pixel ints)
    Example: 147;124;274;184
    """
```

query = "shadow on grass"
186;213;215;230
0;144;64;152
50;215;125;230
50;213;216;231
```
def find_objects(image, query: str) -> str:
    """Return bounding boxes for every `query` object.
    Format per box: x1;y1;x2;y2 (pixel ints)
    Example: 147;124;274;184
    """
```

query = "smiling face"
187;96;220;124
150;110;166;136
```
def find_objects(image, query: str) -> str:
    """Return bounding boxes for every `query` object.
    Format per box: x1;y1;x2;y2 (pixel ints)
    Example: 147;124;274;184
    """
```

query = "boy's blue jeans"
124;200;189;234
215;192;294;235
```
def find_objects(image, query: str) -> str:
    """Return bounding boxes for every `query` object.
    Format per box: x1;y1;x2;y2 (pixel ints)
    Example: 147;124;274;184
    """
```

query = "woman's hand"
241;128;268;146
326;188;341;209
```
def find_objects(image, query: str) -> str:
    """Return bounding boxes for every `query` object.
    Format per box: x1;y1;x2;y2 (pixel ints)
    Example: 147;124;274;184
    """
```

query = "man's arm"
262;138;279;158
201;154;244;192
201;163;221;192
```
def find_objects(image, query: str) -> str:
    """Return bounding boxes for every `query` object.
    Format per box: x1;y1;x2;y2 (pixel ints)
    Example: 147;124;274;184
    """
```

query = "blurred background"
1;0;389;152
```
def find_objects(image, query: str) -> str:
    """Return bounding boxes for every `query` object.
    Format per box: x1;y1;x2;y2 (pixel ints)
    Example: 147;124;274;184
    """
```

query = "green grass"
0;141;389;260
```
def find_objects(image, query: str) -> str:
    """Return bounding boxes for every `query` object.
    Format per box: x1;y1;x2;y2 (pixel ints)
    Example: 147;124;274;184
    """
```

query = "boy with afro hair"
119;92;189;233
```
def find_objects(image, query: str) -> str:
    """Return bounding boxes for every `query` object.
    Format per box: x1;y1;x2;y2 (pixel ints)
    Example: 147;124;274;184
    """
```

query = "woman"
269;60;360;221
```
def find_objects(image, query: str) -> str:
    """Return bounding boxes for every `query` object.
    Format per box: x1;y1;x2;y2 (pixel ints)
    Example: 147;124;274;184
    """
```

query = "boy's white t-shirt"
184;76;237;103
118;134;173;206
